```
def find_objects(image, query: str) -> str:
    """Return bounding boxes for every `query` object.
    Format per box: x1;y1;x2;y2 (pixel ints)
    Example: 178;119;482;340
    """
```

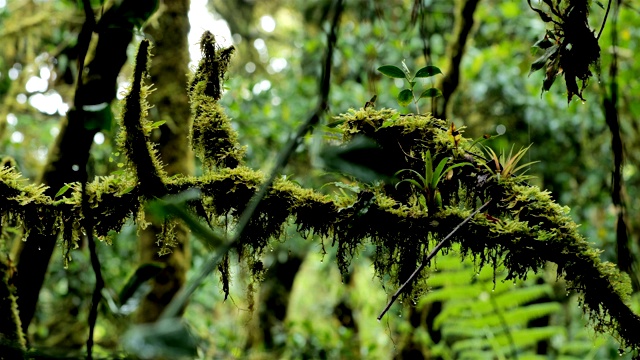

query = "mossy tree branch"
2;23;640;353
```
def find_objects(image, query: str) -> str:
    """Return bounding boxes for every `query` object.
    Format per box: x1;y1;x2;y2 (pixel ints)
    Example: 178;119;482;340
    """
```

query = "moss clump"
116;39;166;197
189;31;245;170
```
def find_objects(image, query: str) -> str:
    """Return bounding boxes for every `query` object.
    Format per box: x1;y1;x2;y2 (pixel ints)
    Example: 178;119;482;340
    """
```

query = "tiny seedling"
378;61;443;114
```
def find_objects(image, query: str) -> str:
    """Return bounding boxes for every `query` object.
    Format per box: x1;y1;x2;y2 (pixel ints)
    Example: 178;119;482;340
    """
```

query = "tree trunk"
136;0;193;323
435;0;481;120
13;1;145;333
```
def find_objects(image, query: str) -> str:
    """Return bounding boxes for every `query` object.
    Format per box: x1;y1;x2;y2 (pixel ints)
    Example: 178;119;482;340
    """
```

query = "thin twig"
597;0;613;40
377;199;491;320
84;183;104;360
159;0;345;320
75;0;96;106
75;1;103;359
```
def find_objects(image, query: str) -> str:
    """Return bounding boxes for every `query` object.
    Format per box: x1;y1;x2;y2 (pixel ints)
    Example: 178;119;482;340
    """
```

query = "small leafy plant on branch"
395;150;471;211
481;144;539;181
377;61;442;114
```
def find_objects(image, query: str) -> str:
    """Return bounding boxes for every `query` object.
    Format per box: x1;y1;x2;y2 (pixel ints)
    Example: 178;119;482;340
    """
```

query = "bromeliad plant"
395;150;471;211
377;61;442;114
481;144;538;181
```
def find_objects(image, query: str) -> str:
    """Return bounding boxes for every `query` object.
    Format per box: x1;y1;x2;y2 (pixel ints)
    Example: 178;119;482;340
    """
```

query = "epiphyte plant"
481;143;538;181
377;61;442;114
395;150;471;211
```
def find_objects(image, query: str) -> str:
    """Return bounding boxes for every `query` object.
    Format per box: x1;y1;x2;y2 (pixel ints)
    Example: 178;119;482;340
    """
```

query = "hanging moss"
0;253;25;354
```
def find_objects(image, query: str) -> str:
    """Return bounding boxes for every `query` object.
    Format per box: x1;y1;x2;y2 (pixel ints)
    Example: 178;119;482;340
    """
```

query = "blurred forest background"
1;0;640;358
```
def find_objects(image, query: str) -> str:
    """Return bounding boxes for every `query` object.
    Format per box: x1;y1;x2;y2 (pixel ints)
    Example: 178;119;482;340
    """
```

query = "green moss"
187;31;244;170
116;39;166;196
0;254;25;356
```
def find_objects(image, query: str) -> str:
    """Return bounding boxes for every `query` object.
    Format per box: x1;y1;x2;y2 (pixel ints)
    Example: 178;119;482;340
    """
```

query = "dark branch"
377;200;491;320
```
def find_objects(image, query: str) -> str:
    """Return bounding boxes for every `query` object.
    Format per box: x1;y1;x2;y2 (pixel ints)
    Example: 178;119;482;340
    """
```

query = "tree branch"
158;0;345;320
377;200;491;320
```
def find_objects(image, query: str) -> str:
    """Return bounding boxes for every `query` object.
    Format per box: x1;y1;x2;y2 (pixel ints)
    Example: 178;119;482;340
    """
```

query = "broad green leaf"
420;88;442;99
320;135;396;182
532;36;553;50
326;119;346;128
380;112;401;129
432;158;449;189
123;318;198;358
83;104;114;131
118;263;165;314
415;65;443;78
147;190;225;249
120;186;135;195
397;89;413;106
436;162;473;186
377;65;407;79
330;181;361;193
396;178;424;190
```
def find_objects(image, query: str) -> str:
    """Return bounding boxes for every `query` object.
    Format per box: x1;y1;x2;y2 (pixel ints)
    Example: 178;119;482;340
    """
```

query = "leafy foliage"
377;62;442;113
527;0;601;102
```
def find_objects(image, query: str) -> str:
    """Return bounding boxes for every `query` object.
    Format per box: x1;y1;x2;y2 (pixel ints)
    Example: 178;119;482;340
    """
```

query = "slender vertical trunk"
136;0;193;323
13;1;144;332
435;0;481;120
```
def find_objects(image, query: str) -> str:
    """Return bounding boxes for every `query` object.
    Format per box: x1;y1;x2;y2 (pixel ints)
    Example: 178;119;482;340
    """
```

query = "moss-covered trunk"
136;0;193;323
12;0;149;332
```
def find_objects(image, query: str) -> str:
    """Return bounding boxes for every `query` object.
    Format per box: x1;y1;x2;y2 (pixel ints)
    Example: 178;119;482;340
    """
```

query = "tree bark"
13;1;146;332
136;0;193;323
435;0;481;120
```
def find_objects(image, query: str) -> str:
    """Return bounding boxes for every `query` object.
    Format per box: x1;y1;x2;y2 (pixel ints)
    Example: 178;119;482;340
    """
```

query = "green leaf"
123;318;198;358
396;178;425;191
326;119;346;128
320;135;395;182
330;181;361;193
55;184;72;198
529;45;559;76
83;104;114;131
118;263;166;314
377;65;407;79
379;113;401;129
532;36;553;50
147;190;226;249
397;89;413;106
120;186;135;195
431;158;449;189
415;65;443;78
150;120;166;129
409;81;417;89
419;88;442;99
